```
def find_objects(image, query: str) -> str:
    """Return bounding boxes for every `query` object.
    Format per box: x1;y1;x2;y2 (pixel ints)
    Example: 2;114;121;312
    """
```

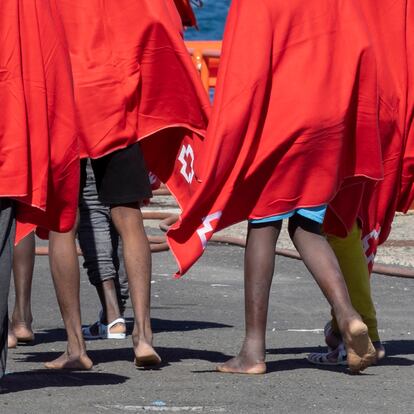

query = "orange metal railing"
186;40;222;92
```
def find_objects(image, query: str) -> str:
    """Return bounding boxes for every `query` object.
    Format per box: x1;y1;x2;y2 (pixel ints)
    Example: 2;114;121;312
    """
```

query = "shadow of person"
18;345;231;371
263;339;414;373
265;357;351;375
381;339;414;357
28;318;232;346
24;328;67;346
0;370;128;394
140;318;233;334
268;339;414;359
267;346;324;355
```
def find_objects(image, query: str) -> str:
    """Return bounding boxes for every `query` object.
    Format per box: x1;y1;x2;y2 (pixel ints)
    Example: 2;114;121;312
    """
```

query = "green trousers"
327;222;380;342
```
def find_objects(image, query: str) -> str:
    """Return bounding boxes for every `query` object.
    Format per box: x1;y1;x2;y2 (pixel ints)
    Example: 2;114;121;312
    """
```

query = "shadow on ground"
193;339;414;374
0;370;128;394
262;339;414;373
267;339;414;358
16;346;231;369
144;318;232;334
29;318;232;345
15;339;413;377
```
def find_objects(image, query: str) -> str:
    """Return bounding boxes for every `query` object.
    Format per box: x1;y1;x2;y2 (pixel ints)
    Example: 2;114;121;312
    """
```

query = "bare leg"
45;228;92;370
11;232;35;342
111;203;160;366
78;159;127;337
96;280;123;324
217;221;282;374
288;215;376;372
85;279;126;337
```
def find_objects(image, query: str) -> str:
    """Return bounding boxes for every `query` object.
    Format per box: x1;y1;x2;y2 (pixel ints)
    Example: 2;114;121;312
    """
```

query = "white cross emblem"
178;144;195;184
362;227;381;265
148;172;158;185
196;211;223;249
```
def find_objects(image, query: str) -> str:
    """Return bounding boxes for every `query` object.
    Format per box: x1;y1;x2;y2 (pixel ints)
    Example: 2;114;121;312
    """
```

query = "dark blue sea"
184;0;231;40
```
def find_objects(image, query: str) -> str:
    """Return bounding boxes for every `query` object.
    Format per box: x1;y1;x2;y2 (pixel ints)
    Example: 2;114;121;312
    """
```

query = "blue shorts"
249;205;327;225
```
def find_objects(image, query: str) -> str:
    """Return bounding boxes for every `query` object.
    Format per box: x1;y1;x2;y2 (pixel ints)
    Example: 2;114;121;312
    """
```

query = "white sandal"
307;343;348;366
82;317;126;340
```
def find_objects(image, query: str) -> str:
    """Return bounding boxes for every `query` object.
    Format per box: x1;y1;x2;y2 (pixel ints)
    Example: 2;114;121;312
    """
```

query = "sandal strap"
307;343;347;366
106;318;126;330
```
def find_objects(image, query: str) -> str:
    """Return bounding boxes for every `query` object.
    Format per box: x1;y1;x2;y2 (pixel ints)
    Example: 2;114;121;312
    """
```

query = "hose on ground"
35;210;414;279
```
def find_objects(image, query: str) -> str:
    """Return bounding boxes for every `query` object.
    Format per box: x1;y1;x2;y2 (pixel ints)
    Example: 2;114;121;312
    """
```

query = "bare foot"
8;330;17;349
108;322;126;335
217;355;266;375
342;319;376;373
44;352;93;370
12;322;34;343
132;324;161;367
134;340;161;367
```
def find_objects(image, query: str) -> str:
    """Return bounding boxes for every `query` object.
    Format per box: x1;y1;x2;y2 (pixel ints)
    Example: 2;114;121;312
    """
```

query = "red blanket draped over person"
401;118;414;211
174;0;198;28
0;0;80;244
324;0;414;269
56;0;210;207
167;0;383;277
398;1;414;213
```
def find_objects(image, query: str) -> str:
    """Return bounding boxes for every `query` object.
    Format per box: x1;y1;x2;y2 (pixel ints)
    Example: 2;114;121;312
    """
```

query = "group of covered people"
0;0;413;380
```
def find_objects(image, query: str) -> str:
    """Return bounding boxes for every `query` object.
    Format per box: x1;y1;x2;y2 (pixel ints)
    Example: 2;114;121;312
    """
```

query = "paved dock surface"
1;238;413;413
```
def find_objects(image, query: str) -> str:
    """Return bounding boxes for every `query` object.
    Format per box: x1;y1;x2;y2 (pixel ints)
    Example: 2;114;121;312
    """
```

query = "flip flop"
307;343;348;366
82;317;126;340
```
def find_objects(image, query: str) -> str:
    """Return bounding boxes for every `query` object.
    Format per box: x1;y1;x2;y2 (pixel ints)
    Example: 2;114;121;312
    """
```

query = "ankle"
132;328;153;344
101;314;123;325
67;344;87;358
11;314;33;326
241;336;266;358
67;335;87;354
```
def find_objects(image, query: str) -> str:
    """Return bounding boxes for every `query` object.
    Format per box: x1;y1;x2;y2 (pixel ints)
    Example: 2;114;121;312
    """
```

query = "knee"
110;204;144;235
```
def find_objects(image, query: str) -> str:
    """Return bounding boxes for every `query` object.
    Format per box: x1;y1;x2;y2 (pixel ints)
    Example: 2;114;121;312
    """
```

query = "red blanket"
57;0;210;205
167;0;383;277
325;0;414;268
174;0;198;28
0;0;79;243
398;1;414;213
401;118;414;211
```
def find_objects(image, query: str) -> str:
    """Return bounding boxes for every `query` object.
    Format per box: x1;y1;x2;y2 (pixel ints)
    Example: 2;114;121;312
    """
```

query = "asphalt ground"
1;237;413;414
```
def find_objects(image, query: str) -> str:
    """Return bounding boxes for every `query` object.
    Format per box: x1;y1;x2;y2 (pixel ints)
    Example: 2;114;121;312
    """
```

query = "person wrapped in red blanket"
398;2;414;213
42;0;210;370
0;0;79;377
325;0;414;268
309;0;414;368
167;0;382;373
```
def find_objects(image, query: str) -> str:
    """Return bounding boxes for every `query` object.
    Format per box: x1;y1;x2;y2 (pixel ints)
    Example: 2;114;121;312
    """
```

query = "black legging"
0;199;14;380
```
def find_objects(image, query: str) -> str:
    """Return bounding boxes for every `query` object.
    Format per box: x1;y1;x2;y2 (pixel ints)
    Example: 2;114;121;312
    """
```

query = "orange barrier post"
186;40;222;93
